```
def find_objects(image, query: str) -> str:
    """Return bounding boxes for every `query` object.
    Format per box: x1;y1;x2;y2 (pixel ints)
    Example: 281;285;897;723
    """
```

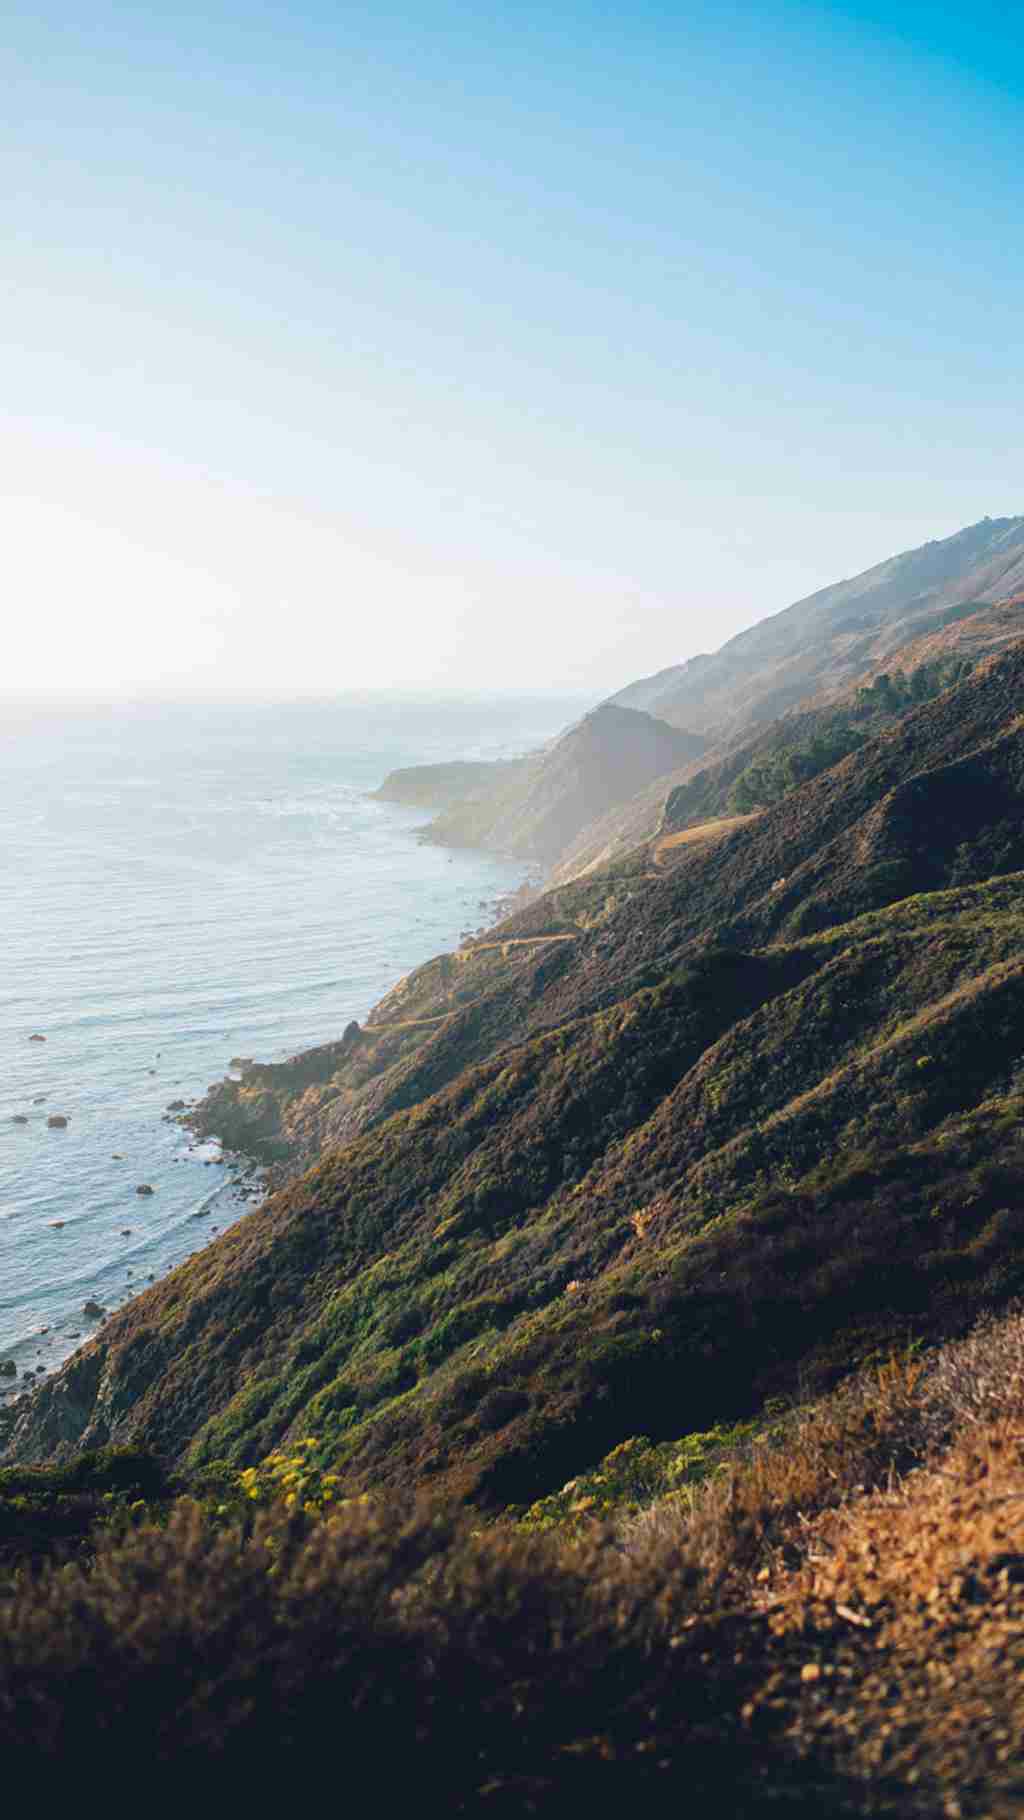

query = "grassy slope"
10;884;1024;1498
182;641;1024;1173
5;1309;1024;1813
6;644;1024;1512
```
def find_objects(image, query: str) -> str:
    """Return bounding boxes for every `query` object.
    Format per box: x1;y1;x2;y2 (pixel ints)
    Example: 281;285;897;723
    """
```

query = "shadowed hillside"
179;638;1024;1180
367;527;1024;891
553;591;1024;883
7;641;1024;1515
382;701;706;867
5;1255;1024;1813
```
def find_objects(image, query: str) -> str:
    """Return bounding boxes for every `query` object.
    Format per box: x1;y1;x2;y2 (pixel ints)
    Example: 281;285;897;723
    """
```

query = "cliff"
367;524;1024;891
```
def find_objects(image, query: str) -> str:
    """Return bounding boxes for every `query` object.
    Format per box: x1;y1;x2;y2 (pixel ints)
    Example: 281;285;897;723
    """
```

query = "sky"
2;0;1022;696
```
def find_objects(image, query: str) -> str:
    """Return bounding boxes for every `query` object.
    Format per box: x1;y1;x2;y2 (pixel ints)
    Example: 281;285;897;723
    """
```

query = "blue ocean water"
0;693;585;1395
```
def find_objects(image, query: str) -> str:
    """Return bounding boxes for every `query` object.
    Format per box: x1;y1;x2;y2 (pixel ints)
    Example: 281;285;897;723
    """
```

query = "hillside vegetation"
6;550;1024;1807
4;1307;1024;1813
7;643;1024;1515
555;587;1024;882
366;523;1024;889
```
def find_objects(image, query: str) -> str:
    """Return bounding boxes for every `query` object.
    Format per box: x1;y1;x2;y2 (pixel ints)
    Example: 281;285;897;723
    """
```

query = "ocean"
0;692;586;1396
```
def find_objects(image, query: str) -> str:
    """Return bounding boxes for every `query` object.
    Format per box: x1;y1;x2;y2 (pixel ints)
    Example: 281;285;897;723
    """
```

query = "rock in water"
28;1033;46;1043
46;1114;69;1129
82;1300;106;1319
135;1183;155;1196
11;1114;28;1125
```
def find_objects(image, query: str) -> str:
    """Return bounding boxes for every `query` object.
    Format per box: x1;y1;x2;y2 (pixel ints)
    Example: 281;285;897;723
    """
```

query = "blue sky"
2;1;1021;693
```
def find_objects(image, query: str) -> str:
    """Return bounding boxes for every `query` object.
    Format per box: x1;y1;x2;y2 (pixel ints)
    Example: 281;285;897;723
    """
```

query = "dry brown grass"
652;812;760;866
755;1408;1024;1815
0;1487;846;1812
638;1310;1024;1816
624;1348;935;1598
5;1312;1024;1812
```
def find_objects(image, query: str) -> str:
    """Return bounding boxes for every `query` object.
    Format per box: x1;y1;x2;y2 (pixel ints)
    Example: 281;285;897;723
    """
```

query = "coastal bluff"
372;757;526;810
381;703;706;868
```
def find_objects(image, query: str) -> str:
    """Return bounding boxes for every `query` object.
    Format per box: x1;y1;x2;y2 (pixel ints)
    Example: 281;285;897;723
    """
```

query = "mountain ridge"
401;701;705;865
611;514;1024;737
373;518;1024;885
7;638;1024;1506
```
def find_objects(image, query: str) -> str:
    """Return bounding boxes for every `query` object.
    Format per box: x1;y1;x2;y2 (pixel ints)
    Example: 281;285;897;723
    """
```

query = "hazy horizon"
4;2;1023;697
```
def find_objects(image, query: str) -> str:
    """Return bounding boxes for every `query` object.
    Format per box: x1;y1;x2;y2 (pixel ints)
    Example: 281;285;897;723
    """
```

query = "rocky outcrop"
5;1344;110;1456
186;1020;366;1164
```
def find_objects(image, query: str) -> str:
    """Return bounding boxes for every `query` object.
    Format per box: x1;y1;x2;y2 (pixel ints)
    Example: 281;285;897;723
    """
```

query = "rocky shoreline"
0;1113;269;1447
184;867;545;1183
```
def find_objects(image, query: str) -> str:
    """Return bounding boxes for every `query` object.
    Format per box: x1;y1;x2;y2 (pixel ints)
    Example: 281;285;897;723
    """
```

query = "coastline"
1;702;570;1440
0;1135;270;1446
186;849;547;1184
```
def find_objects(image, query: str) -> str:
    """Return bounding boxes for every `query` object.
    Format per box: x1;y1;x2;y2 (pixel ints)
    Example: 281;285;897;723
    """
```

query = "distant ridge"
612;515;1024;738
413;702;705;865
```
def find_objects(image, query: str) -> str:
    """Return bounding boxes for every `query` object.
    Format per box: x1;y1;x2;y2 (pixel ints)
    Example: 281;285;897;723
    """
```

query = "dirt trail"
364;1014;451;1034
652;813;760;868
456;933;577;963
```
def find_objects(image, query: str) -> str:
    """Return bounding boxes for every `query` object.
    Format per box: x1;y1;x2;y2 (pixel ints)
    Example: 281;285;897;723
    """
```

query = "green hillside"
8;643;1024;1516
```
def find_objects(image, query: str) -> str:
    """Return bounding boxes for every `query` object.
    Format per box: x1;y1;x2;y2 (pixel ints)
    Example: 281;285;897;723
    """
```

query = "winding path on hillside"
651;812;760;869
455;932;577;962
